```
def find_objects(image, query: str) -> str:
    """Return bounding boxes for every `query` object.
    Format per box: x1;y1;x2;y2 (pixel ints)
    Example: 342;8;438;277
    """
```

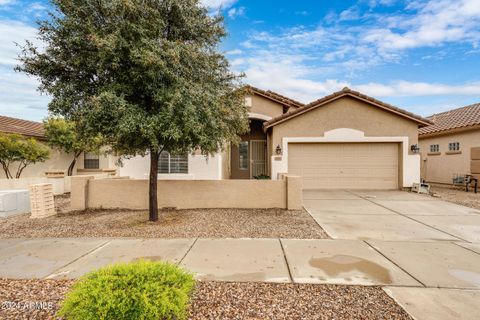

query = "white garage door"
288;143;399;189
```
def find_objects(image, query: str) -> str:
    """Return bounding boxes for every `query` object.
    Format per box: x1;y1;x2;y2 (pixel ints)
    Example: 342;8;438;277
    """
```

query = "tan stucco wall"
0;148;75;179
72;176;302;210
270;96;419;151
249;94;285;119
0;147;117;180
419;129;480;184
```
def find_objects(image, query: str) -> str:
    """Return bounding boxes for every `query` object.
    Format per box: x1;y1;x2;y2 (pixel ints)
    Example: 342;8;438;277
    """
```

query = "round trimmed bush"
58;260;196;320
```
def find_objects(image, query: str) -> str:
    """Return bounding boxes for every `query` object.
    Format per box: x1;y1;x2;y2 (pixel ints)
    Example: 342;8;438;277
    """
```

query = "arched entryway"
231;119;268;179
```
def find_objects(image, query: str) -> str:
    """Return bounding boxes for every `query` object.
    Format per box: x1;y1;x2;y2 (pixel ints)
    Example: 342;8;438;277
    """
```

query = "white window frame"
448;142;460;151
430;144;439;153
158;151;188;174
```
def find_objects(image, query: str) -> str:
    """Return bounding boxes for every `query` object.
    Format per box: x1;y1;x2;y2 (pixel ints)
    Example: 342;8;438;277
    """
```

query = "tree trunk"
67;151;82;176
149;149;160;222
15;161;28;179
1;161;12;179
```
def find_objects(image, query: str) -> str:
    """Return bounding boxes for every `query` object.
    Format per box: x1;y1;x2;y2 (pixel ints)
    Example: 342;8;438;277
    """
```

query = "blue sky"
1;0;480;121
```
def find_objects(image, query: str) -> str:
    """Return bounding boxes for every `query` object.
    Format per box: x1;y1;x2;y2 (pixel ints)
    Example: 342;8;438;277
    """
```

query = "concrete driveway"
303;189;480;319
303;189;480;242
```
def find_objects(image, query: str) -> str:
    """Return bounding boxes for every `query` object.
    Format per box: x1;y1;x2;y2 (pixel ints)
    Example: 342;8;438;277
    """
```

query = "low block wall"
0;173;114;196
71;176;302;211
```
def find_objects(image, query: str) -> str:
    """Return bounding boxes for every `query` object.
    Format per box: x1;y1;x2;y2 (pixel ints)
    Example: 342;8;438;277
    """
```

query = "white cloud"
231;44;480;103
0;0;15;5
364;0;480;51
200;0;238;10
26;2;47;14
367;0;396;7
339;7;361;21
0;19;41;66
355;81;480;97
226;49;243;55
234;0;480;82
227;6;245;19
0;20;48;120
0;66;50;120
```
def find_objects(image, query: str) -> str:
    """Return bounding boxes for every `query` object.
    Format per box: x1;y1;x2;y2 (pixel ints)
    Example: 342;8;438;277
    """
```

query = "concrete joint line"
303;205;335;239
44;239;112;279
348;190;468;242
363;240;427;288
278;239;294;283
452;241;480;256
178;238;198;265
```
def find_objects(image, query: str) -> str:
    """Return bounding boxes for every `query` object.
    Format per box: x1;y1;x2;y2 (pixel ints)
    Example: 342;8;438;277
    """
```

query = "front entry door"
250;140;267;178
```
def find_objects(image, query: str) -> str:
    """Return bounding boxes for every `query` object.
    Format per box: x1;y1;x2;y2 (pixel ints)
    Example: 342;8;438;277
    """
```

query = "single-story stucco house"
120;86;431;190
419;103;480;184
1;86;432;190
0;115;115;179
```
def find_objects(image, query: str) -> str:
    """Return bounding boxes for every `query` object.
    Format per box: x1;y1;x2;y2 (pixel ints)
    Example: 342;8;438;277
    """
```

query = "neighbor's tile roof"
264;87;433;129
419;103;480;136
246;85;304;109
0;115;45;138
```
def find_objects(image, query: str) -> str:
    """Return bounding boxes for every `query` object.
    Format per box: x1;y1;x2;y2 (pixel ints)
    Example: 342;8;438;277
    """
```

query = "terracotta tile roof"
264;87;432;129
0;115;45;138
419;103;480;136
246;85;304;109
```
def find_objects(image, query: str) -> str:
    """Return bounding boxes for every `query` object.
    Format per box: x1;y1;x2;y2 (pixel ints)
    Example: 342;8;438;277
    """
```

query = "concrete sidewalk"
1;237;479;320
0;237;479;289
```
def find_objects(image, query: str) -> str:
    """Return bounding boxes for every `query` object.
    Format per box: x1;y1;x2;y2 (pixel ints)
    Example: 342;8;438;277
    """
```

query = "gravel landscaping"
0;279;73;320
0;279;412;320
0;196;328;239
430;183;480;210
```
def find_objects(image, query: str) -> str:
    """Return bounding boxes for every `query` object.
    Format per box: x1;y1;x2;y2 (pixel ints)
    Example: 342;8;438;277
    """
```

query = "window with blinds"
158;151;188;174
84;152;100;169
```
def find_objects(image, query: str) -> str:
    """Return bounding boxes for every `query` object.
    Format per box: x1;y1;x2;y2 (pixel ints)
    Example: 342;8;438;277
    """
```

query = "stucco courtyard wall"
71;175;302;211
0;172;113;195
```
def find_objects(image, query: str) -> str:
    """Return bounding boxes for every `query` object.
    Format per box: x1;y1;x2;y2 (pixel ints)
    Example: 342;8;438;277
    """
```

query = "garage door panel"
288;143;399;190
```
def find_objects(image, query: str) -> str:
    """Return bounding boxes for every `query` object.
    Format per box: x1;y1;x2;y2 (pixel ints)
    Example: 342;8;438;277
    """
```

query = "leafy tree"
14;137;51;178
44;117;102;176
17;0;248;221
0;133;22;179
0;133;50;179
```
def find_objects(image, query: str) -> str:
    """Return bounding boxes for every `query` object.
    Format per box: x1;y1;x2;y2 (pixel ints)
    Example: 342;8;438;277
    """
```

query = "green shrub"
254;174;271;180
58;260;195;320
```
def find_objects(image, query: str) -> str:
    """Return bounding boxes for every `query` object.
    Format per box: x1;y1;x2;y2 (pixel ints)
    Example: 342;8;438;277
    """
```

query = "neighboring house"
120;86;430;190
419;103;480;184
0;115;114;178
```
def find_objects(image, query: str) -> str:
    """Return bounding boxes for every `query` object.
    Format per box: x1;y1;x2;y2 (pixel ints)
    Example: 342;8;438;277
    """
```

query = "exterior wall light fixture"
410;144;420;153
275;145;282;155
